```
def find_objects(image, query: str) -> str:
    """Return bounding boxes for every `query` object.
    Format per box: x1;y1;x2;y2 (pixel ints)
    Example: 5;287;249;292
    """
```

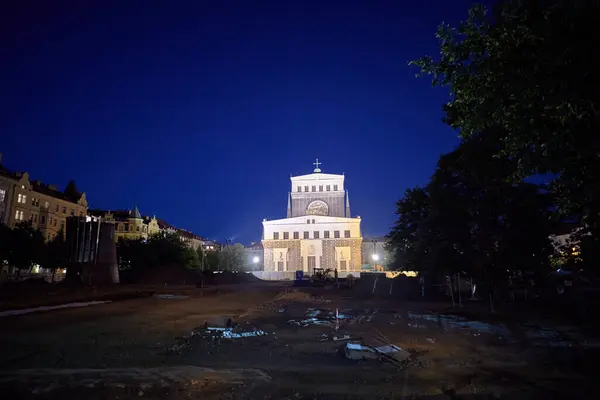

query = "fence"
250;271;363;281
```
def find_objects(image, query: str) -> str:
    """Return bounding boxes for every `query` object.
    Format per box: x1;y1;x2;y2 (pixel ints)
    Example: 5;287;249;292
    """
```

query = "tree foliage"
219;243;246;271
410;0;600;234
116;233;199;271
387;136;555;293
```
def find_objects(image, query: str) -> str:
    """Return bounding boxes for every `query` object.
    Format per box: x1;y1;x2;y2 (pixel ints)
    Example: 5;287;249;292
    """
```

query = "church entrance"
307;256;316;274
277;261;284;271
339;260;347;271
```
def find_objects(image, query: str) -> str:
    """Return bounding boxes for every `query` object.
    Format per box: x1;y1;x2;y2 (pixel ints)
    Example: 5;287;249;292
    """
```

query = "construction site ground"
0;281;598;399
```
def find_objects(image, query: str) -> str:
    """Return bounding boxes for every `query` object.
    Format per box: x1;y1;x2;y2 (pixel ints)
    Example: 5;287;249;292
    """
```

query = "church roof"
263;215;360;225
290;172;344;180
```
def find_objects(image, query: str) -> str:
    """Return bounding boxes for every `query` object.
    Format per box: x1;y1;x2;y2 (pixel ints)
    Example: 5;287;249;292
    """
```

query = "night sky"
1;0;483;244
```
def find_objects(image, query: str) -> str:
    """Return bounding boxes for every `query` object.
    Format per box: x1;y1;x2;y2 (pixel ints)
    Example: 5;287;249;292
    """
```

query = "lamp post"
252;256;260;271
372;253;379;271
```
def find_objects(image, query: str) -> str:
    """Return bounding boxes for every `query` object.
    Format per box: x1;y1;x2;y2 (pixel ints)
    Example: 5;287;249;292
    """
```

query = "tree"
5;222;45;276
411;0;600;235
42;230;68;281
219;243;246;271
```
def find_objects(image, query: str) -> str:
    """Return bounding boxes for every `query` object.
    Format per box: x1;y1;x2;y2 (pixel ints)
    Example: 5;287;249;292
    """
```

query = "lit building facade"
261;161;362;273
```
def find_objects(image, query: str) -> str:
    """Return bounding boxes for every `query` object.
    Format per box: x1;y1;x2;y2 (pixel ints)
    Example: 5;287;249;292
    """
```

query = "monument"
261;160;362;274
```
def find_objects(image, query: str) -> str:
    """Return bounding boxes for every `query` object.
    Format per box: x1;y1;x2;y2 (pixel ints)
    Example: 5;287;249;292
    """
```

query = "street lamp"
372;254;379;262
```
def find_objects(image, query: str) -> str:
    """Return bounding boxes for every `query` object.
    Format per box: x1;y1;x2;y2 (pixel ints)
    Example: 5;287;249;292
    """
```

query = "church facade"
262;161;362;274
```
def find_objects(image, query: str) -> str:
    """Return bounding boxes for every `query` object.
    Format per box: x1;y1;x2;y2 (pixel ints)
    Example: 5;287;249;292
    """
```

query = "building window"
15;210;24;220
334;230;340;238
324;231;330;238
314;231;320;239
49;217;53;225
273;232;279;240
344;230;351;238
61;221;64;231
62;206;66;213
18;193;27;204
54;219;57;227
44;201;49;209
136;226;140;232
31;197;36;206
0;188;5;202
293;231;299;239
333;185;338;191
70;209;74;216
319;185;323;191
326;185;331;191
129;225;133;231
283;232;289;240
307;219;310;224
304;186;309;192
312;185;316;192
312;219;315;224
124;223;129;231
297;186;301;192
303;231;309;239
40;215;46;224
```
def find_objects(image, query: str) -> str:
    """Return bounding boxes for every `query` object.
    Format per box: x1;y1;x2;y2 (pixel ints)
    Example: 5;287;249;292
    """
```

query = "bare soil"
0;281;598;399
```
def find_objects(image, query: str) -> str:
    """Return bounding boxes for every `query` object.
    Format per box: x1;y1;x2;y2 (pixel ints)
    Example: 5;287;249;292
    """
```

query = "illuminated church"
261;160;362;273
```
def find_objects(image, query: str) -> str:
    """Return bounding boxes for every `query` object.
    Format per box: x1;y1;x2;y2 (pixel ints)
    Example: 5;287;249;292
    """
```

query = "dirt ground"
0;281;598;399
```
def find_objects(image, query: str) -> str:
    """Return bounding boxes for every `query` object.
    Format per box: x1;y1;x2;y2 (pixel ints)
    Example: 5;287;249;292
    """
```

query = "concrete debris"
154;294;189;300
196;326;267;340
344;343;410;363
333;335;352;341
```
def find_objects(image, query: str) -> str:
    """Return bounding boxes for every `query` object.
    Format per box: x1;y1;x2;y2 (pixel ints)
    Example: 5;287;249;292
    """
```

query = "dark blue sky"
1;0;481;243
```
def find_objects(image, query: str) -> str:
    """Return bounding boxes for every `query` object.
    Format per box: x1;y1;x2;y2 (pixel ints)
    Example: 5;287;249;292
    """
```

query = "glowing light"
372;254;379;261
253;256;260;264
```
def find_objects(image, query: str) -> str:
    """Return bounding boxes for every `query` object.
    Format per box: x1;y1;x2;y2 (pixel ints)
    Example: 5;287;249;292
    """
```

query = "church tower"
261;159;362;275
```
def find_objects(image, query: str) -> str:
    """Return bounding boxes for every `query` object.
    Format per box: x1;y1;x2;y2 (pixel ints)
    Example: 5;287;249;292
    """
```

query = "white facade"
262;162;362;273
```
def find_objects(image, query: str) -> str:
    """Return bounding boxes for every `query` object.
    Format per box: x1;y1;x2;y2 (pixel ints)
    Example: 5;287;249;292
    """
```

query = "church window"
293;232;299;239
136;226;140;232
326;185;331;191
283;232;289;240
62;206;66;213
344;230;351;238
297;186;301;192
303;231;309;239
334;230;340;238
324;231;330;238
304;186;309;192
124;223;129;231
314;231;320;239
312;186;316;192
312;219;315;223
307;219;310;224
333;185;338;191
319;185;323;191
273;232;279;240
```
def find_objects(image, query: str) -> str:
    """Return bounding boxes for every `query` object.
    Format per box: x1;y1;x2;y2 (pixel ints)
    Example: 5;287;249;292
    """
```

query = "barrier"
250;271;362;281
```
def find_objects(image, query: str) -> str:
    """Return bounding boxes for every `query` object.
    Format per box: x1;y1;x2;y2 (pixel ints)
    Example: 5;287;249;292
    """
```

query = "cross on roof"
313;158;322;172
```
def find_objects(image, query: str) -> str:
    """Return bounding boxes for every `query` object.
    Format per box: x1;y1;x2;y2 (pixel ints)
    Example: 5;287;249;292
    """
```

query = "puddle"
154;294;189;300
408;312;510;336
